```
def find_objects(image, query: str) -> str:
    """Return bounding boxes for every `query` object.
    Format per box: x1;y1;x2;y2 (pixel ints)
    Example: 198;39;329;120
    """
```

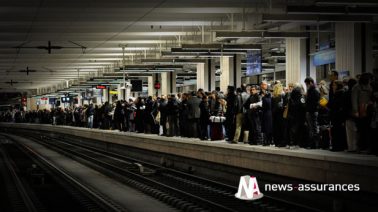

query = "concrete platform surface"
1;123;378;193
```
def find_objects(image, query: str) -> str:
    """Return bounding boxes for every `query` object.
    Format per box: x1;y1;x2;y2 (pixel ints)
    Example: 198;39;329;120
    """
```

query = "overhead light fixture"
270;52;286;58
315;1;378;7
141;58;206;64
215;31;309;39
287;5;378;15
262;14;373;22
180;44;261;50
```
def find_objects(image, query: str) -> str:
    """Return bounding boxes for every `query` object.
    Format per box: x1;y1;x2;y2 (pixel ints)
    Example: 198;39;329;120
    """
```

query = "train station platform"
1;123;378;194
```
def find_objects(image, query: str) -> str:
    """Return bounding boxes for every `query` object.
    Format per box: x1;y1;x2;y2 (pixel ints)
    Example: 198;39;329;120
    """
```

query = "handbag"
209;116;226;123
319;97;328;108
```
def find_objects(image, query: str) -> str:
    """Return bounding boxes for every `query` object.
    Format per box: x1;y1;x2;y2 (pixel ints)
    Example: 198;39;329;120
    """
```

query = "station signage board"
96;85;106;89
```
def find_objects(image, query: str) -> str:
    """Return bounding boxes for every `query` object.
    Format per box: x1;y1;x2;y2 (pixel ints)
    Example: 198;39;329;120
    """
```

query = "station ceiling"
0;0;377;92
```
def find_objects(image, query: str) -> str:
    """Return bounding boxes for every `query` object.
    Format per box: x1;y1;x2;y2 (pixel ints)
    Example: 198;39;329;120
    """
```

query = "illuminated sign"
109;90;118;95
313;50;335;66
96;85;106;89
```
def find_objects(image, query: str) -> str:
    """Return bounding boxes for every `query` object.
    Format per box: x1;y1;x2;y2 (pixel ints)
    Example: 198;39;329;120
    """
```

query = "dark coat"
305;85;320;113
261;92;273;134
187;96;201;119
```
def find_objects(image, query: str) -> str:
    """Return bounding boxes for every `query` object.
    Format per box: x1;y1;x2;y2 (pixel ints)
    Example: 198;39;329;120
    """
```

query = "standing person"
113;101;124;131
103;102;112;130
86;103;94;129
240;84;250;143
370;80;378;156
232;88;244;144
344;78;358;152
135;97;146;133
166;94;179;137
244;85;262;145
328;80;347;151
94;105;100;128
179;93;189;137
199;95;210;140
187;91;201;138
158;95;168;136
282;83;294;148
260;81;273;146
225;86;237;142
352;73;373;152
272;82;285;147
329;70;339;103
127;99;136;132
288;83;306;149
304;77;320;149
144;96;154;134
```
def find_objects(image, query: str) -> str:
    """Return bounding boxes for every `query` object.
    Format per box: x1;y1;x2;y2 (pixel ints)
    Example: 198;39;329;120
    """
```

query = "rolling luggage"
210;122;224;140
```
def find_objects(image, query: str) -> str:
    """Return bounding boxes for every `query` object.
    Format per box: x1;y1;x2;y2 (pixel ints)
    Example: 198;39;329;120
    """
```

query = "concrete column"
161;72;177;95
103;88;108;103
309;32;317;80
220;56;232;92
196;59;216;91
286;38;307;86
147;76;154;97
117;84;122;101
336;23;360;77
335;23;373;76
220;55;242;92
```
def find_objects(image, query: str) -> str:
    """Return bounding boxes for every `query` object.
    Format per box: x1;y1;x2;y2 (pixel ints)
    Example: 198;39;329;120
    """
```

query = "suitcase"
210;122;224;140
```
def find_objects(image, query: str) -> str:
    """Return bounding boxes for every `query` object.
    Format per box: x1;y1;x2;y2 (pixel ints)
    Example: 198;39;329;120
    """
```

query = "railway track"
0;134;127;212
14;131;322;212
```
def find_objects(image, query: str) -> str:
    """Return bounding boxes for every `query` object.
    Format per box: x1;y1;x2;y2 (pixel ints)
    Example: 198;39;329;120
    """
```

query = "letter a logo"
235;175;264;200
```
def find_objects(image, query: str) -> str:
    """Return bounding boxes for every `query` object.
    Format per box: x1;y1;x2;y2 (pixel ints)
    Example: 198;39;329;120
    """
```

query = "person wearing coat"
187;91;202;138
199;95;210;140
243;85;262;145
158;96;168;136
329;80;347;151
225;86;237;142
260;82;273;146
287;83;306;148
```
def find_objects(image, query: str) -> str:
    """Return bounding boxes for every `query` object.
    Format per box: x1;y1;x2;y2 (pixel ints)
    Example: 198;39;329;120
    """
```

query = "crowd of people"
1;71;377;155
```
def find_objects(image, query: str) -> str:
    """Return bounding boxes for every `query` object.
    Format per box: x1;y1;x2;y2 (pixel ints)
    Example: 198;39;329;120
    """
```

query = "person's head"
304;77;315;89
236;87;243;94
347;78;358;90
318;80;329;97
273;82;283;98
260;81;268;91
332;80;344;93
250;85;258;95
241;83;247;92
287;82;294;92
330;70;339;81
227;86;235;95
359;73;371;86
215;87;220;92
293;83;304;94
197;91;204;98
202;95;208;102
245;85;251;94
